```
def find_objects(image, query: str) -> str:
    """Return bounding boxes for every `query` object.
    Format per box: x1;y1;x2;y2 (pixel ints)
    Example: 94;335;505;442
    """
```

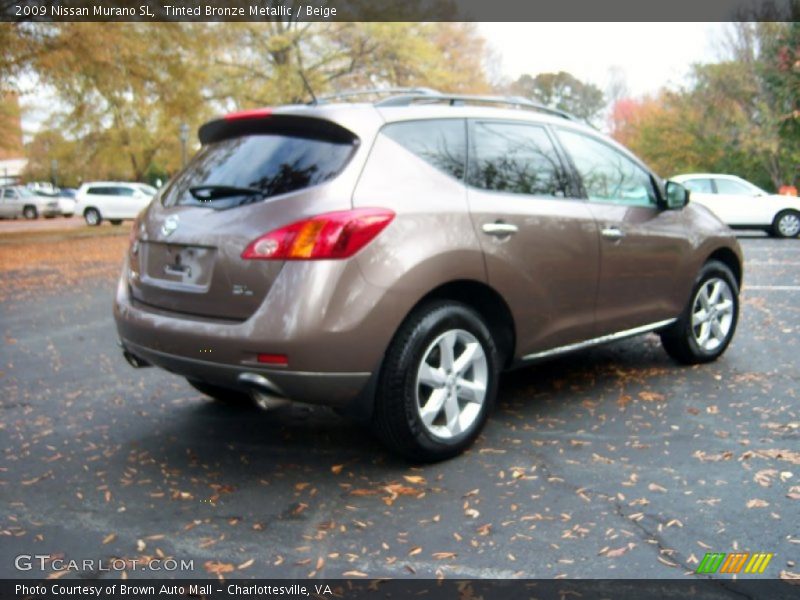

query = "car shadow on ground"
128;334;682;477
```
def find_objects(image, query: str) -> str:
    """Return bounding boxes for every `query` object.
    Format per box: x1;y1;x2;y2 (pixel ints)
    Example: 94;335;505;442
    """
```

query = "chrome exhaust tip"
123;350;151;369
238;372;291;410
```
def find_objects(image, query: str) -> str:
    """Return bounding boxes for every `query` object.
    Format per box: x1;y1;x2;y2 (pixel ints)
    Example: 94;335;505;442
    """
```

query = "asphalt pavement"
1;233;798;581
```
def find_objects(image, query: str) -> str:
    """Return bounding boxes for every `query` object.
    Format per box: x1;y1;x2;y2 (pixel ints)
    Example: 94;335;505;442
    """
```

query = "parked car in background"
57;188;77;217
26;181;59;196
672;173;800;238
0;185;60;219
75;182;156;226
115;91;744;461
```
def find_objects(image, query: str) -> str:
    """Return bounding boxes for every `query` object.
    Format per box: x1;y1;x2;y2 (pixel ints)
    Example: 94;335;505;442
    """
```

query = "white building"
0;158;28;186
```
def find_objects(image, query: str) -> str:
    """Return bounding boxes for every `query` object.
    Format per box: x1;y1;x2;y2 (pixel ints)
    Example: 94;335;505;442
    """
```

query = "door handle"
482;222;519;237
601;226;625;240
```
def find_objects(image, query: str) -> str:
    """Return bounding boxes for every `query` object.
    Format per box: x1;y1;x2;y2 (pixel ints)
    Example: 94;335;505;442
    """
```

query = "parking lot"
0;227;798;580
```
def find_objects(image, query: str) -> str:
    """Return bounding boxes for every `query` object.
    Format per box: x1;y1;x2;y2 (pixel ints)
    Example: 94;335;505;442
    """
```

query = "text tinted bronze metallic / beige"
114;91;743;461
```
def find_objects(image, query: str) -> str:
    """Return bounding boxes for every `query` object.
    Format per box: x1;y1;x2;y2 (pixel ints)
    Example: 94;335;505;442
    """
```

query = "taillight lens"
242;208;395;261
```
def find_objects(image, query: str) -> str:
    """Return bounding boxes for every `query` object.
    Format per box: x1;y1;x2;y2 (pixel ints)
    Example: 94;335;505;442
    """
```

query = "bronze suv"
115;90;743;461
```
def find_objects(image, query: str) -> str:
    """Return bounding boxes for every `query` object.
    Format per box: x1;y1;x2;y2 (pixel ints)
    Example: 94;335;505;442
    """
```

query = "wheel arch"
706;247;742;289
408;279;517;369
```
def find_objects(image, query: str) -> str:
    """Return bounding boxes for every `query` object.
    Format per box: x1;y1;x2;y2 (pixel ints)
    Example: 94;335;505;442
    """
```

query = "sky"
479;22;728;97
20;22;730;138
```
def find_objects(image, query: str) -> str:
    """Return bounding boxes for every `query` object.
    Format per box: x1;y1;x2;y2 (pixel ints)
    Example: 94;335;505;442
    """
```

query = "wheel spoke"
707;281;721;304
698;288;710;311
457;378;485;404
692;308;708;327
453;341;479;376
419;388;446;426
438;332;456;372
710;318;725;341
696;322;711;346
715;299;733;315
418;363;446;387
443;392;462;435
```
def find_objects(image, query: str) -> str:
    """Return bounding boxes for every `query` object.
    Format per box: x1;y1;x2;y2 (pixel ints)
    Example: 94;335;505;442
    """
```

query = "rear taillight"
241;208;395;261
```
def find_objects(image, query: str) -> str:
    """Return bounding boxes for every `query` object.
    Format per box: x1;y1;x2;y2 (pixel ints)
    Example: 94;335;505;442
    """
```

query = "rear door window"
382;119;467;180
714;178;754;196
113;187;135;197
467;121;570;197
161;133;356;210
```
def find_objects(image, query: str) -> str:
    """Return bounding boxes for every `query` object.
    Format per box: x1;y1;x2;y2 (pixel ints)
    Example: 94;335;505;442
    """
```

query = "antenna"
299;71;317;105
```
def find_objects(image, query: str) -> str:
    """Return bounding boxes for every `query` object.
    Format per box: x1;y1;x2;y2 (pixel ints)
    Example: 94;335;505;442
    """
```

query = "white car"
672;173;800;238
75;182;156;226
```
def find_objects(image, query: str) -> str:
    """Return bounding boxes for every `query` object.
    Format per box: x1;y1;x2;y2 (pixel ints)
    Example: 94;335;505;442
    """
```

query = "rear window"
161;134;356;210
87;187;113;195
469;122;569;197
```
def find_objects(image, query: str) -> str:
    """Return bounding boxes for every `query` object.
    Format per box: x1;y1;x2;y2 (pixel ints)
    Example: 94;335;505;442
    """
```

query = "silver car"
0;185;60;219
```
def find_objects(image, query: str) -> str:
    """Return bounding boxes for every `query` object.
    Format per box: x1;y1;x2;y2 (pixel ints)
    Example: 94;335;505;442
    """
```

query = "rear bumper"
120;338;370;408
113;256;413;409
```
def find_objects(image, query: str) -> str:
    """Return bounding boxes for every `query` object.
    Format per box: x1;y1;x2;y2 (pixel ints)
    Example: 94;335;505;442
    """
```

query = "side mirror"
664;181;690;209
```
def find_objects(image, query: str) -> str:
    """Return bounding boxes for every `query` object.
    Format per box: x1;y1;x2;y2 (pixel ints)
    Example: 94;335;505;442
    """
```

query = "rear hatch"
129;113;359;321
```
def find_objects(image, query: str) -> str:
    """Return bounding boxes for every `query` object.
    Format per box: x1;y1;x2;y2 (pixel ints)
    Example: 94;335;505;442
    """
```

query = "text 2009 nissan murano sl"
114;90;743;461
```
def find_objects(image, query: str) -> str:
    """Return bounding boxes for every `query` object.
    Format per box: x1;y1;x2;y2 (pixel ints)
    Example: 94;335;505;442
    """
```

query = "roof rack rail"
375;92;579;122
315;87;441;104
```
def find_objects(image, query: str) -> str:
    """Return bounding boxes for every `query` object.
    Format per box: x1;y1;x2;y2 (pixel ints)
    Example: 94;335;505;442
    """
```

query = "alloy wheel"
778;213;800;237
415;329;488;440
691;277;735;352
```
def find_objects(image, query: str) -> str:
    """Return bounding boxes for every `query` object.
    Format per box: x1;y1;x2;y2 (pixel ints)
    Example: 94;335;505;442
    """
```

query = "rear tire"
772;210;800;238
373;301;499;462
660;260;739;365
22;205;37;219
84;208;101;226
187;379;254;406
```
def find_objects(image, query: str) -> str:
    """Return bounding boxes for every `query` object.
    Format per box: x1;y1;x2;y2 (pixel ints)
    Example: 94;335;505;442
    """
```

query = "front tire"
373;301;500;462
660;260;739;365
84;208;101;226
22;205;37;220
772;210;800;238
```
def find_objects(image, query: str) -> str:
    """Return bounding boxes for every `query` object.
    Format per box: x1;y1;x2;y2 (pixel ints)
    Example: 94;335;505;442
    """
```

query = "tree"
609;21;798;190
208;22;489;109
508;71;605;124
6;22;491;182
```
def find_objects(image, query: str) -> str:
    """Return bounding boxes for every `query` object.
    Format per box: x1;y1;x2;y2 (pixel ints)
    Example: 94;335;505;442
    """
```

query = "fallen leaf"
237;558;254;570
648;483;667;493
204;561;234;575
403;475;426;484
754;469;778;487
408;546;422;556
342;570;368;577
102;533;116;545
746;499;769;508
331;464;344;475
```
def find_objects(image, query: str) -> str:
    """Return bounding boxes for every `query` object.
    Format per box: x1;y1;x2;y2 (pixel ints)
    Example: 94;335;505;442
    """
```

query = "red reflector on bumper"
257;353;288;366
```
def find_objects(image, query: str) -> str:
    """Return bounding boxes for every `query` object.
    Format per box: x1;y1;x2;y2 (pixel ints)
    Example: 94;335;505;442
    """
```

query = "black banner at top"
2;0;798;22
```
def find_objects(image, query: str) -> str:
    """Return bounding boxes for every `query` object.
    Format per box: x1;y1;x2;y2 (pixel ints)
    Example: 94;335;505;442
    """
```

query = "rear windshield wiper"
188;185;264;201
